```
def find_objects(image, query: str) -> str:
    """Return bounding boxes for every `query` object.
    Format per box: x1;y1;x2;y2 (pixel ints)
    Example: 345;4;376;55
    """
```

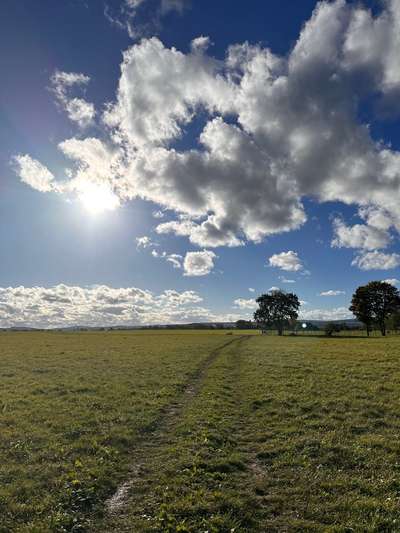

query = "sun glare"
78;183;120;214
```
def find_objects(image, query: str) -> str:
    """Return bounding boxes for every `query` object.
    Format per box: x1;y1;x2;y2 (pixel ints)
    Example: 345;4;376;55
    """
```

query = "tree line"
252;281;400;336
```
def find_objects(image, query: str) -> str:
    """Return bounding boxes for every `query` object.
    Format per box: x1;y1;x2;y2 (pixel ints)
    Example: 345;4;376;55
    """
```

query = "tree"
349;285;374;336
350;281;400;336
254;290;300;336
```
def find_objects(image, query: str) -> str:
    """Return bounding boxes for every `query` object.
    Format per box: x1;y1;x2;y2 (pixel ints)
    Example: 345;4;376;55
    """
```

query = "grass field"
1;331;400;531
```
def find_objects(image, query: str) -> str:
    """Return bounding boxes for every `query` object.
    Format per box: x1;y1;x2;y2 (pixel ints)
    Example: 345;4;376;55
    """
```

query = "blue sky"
1;0;400;327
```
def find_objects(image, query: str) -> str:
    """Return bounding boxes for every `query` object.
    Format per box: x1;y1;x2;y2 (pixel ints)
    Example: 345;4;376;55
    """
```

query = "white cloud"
332;217;390;250
136;237;183;269
64;98;96;129
136;236;155;248
352;250;400;270
104;38;233;146
105;0;189;39
14;1;400;249
156;218;244;248
51;70;95;128
166;253;183;269
152;249;183;269
359;206;394;231
15;137;125;203
0;284;228;328
191;35;212;53
248;287;255;293
279;276;296;283
383;278;399;286
233;298;257;310
319;290;346;296
268;286;280;292
269;251;303;272
51;70;90;96
12;155;56;193
58;137;123;195
183;250;216;277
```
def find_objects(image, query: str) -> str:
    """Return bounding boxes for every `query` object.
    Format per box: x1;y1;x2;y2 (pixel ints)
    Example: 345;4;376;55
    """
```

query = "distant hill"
303;319;362;328
0;319;363;331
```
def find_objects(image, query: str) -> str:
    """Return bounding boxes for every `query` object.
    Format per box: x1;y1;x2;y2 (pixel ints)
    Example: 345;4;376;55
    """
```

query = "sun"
78;183;120;214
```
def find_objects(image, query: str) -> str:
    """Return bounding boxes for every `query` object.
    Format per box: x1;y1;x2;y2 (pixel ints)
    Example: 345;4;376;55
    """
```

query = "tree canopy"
254;290;300;336
350;281;400;336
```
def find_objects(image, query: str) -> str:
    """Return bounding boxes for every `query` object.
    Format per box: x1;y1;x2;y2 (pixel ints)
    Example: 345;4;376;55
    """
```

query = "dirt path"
102;335;249;521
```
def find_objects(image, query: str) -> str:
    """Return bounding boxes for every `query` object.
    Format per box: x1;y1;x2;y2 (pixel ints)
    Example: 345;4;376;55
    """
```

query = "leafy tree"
349;285;374;336
350;281;400;336
254;290;300;336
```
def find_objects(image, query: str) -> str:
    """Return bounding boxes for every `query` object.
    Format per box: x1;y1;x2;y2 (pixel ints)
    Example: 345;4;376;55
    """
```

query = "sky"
1;0;400;328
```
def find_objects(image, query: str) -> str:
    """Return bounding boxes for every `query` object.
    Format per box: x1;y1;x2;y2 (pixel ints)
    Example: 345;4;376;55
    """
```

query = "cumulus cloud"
233;298;257;310
352;250;400;270
183;250;216;276
332;217;390;250
319;290;346;296
331;205;395;254
156;218;244;248
269;251;303;272
359;206;394;231
191;35;211;53
0;284;226;328
14;1;400;250
12;155;56;193
248;287;255;293
15;138;125;211
58;137;123;194
51;70;95;128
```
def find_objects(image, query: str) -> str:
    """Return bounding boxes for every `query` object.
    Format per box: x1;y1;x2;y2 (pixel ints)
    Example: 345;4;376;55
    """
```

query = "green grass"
0;331;229;531
1;331;400;531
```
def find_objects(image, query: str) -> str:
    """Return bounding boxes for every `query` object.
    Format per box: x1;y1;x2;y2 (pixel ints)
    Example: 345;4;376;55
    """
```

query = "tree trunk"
278;327;283;336
381;323;386;336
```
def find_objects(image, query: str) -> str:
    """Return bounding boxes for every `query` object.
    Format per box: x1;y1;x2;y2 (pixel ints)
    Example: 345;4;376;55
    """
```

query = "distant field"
1;331;400;531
